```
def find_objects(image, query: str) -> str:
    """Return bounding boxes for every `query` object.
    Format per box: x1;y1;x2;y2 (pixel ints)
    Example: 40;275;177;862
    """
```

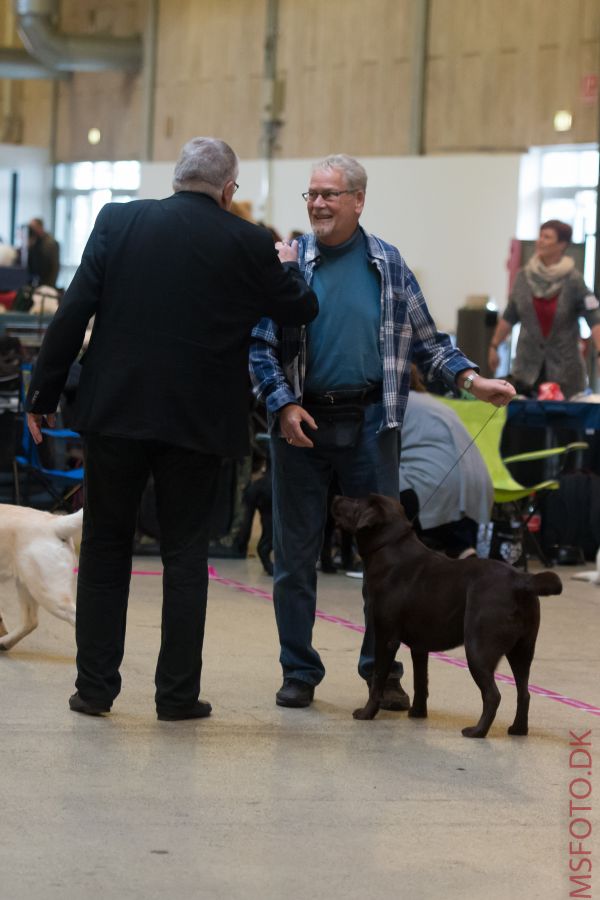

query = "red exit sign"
581;74;598;104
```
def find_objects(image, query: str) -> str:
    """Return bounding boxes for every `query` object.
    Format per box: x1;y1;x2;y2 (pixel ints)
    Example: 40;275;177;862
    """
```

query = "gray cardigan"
503;268;600;398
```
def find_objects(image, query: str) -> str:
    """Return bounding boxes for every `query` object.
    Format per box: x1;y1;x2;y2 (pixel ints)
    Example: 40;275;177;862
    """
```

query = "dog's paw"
507;724;528;736
353;706;374;720
408;706;427;719
461;725;487;738
0;643;8;652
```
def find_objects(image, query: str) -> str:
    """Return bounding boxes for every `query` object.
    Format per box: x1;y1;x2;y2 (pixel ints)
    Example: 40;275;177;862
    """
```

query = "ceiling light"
553;110;573;132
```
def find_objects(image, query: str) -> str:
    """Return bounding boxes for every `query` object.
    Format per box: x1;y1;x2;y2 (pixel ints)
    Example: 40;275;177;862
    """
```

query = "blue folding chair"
13;363;83;511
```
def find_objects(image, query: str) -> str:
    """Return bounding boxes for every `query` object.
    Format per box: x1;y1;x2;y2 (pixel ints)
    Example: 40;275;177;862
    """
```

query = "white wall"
0;144;52;246
140;153;522;333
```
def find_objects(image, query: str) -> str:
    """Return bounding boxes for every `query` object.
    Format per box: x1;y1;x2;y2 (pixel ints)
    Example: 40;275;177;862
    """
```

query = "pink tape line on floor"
125;566;600;718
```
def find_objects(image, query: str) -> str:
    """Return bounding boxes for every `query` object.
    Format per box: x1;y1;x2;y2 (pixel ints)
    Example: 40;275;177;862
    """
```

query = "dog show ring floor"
1;554;598;900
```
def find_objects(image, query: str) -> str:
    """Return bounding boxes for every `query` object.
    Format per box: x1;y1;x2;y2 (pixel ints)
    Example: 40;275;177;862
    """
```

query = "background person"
26;217;60;288
26;136;318;722
399;365;493;558
250;153;514;710
488;219;600;398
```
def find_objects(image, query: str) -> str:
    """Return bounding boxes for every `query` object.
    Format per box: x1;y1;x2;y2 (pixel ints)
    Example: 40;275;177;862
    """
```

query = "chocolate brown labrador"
332;494;563;738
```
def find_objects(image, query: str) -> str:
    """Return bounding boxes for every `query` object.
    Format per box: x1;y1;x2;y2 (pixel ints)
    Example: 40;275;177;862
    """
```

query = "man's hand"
487;345;500;374
468;375;516;407
279;403;318;448
27;412;56;445
275;240;299;264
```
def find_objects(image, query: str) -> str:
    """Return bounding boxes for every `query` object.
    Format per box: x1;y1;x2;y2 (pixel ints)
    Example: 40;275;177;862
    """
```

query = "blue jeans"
271;401;403;685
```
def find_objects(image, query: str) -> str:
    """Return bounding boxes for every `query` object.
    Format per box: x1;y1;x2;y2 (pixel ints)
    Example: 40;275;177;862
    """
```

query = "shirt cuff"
439;356;479;388
265;384;300;414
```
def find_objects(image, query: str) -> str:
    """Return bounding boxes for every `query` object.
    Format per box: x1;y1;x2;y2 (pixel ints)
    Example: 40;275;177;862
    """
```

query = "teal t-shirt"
304;229;382;392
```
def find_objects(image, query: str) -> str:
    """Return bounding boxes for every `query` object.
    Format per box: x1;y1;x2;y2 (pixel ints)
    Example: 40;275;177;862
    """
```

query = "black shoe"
69;691;111;716
367;677;410;711
276;678;315;708
156;700;212;721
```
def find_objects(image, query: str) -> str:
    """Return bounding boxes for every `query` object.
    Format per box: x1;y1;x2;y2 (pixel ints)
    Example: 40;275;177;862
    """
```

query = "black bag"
540;472;600;562
301;403;364;450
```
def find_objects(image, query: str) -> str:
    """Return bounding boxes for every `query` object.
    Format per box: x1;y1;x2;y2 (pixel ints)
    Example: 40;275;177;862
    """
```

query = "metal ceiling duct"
14;0;142;73
0;45;58;78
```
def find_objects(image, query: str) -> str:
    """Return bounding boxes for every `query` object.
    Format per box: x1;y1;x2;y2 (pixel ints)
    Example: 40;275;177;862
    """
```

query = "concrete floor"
0;553;598;900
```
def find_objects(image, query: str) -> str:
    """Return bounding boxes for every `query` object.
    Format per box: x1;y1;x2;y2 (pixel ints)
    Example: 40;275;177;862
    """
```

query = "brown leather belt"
303;384;382;407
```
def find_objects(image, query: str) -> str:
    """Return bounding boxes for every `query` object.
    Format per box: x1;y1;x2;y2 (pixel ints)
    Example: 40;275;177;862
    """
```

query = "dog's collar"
359;522;413;557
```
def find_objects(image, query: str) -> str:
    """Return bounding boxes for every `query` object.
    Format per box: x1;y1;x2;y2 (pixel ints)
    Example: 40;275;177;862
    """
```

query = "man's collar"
303;226;383;263
173;190;219;206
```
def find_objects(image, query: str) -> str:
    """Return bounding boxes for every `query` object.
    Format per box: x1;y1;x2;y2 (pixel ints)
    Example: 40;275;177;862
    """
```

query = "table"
504;399;600;480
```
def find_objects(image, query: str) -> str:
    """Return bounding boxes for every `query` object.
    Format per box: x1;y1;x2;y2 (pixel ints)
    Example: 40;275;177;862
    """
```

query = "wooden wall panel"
153;0;264;161
0;0;51;145
0;0;145;161
0;0;598;160
20;81;53;148
425;0;599;152
52;0;145;161
54;72;142;161
276;0;414;157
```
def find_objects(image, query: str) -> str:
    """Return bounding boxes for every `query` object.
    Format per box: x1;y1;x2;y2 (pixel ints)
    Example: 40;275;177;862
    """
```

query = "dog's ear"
355;495;388;531
356;494;412;534
355;507;378;531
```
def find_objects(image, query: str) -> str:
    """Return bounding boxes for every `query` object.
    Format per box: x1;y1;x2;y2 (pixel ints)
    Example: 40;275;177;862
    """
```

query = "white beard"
310;218;334;240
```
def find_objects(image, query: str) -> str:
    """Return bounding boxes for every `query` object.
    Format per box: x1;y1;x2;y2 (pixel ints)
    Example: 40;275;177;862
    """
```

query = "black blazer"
27;192;317;457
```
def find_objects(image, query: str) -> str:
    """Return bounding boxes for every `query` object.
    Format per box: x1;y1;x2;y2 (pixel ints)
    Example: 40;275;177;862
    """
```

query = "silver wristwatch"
462;373;476;392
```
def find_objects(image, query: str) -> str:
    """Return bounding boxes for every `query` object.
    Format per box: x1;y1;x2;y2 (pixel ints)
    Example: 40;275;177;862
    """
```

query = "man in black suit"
26;137;318;721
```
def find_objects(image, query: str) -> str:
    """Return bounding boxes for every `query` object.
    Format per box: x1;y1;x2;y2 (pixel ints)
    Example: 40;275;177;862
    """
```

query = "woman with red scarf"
488;220;600;399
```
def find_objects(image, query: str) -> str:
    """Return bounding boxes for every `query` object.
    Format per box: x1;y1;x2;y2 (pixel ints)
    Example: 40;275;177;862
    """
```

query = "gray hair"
173;137;238;196
311;154;367;192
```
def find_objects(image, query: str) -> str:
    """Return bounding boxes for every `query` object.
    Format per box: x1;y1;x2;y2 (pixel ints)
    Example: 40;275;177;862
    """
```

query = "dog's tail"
521;570;563;597
53;508;84;541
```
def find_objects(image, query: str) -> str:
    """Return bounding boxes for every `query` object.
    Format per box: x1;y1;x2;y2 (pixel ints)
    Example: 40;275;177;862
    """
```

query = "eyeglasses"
301;189;356;203
233;182;239;194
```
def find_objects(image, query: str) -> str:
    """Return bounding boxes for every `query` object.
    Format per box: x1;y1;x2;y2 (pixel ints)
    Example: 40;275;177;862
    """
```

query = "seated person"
400;365;493;557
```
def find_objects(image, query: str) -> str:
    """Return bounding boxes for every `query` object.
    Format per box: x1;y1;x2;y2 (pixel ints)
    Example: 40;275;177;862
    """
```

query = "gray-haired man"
250;153;514;709
27;137;318;721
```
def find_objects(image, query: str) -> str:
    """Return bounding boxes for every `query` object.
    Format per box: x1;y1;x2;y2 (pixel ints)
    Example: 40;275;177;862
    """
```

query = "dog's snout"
331;495;353;522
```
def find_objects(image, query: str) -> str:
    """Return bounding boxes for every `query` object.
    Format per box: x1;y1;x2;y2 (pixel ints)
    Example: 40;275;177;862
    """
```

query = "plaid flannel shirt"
249;227;476;432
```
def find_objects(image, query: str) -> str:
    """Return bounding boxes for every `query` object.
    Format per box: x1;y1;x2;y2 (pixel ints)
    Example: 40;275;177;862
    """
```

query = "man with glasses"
250;153;515;710
26;137;318;722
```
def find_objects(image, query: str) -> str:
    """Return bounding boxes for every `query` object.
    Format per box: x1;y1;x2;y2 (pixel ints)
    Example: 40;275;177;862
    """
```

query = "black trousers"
75;434;220;711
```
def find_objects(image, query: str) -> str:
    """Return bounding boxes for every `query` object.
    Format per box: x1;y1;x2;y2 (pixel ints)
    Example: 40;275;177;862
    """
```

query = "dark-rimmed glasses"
301;189;356;202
